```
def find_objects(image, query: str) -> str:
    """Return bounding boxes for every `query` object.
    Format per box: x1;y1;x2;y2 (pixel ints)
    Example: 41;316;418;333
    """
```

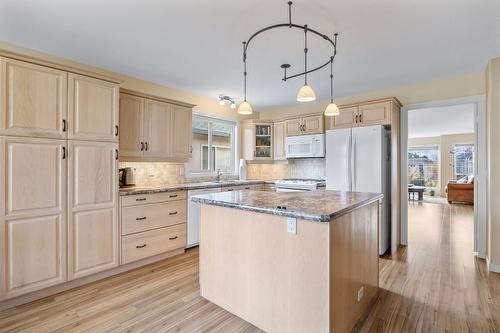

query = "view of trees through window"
408;146;439;189
186;115;235;174
454;144;474;180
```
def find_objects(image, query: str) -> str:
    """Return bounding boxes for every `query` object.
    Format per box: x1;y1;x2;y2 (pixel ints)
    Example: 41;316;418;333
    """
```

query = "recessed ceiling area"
1;0;499;111
408;104;475;138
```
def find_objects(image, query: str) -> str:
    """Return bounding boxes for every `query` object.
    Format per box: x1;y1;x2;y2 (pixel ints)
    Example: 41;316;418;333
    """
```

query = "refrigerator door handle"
345;133;350;190
351;131;356;192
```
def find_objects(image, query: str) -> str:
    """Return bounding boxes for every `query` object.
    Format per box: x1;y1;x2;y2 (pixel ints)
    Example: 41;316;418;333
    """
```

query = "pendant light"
297;25;316;102
324;57;339;116
238;42;254;115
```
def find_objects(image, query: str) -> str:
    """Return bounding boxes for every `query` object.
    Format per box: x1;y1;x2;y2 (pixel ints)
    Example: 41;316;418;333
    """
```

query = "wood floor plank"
0;202;499;333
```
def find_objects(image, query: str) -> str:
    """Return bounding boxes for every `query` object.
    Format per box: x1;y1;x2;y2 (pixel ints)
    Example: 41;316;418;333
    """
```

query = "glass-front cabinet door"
255;124;272;159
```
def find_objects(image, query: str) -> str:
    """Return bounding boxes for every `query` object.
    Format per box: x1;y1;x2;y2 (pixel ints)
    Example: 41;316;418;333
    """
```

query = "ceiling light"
297;84;316;102
324;57;339;116
237;101;253;115
239;3;338;107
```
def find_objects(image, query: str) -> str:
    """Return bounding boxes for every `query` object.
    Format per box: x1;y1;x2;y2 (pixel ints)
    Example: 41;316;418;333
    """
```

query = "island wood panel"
0;57;68;139
330;201;379;333
200;205;330;333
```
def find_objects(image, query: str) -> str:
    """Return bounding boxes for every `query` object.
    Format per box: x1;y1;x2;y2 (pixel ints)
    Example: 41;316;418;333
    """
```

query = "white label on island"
287;217;297;234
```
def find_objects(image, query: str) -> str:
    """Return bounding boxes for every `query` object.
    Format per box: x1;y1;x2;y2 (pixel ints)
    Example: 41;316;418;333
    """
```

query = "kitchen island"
192;190;382;333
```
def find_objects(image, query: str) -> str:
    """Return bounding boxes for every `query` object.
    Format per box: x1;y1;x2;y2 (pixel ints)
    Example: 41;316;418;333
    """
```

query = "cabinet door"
0;57;67;139
68;73;119;142
273;121;286;160
68;141;118;280
1;137;67;299
242;123;256;160
302;115;324;135
333;106;359;129
143;99;171;159
358;101;391;126
119;93;144;158
170;104;192;161
285;118;302;136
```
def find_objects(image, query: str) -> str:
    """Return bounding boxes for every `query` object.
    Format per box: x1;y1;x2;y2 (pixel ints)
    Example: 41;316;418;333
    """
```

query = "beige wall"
486;58;500;270
258;72;484;120
408;133;474;196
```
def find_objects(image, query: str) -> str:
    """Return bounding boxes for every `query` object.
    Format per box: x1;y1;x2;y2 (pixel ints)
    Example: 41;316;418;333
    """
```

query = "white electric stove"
275;179;325;192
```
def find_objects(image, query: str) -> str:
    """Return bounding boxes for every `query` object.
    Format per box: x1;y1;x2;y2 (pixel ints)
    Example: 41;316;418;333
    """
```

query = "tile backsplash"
119;162;239;187
120;158;325;187
246;158;325;180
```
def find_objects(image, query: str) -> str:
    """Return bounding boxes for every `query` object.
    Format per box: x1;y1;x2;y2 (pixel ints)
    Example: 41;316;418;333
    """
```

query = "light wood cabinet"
358;101;391;126
285;115;324;136
242;121;273;160
68;74;119;142
0;136;67;299
119;92;193;162
119;93;144;157
329;101;392;130
68;141;118;280
332;106;358;129
0;57;67;139
144;99;171;159
170;105;192;160
273;121;286;160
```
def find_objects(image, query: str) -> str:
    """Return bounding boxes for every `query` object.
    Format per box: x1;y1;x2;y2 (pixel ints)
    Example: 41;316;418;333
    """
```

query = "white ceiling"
1;0;499;111
408;104;475;138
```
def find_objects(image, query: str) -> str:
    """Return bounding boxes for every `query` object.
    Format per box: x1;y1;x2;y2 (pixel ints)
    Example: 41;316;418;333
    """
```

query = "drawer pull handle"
245;187;250;189
136;216;147;221
136;198;147;201
136;244;147;249
169;211;178;215
169;194;178;198
169;236;178;240
228;189;234;191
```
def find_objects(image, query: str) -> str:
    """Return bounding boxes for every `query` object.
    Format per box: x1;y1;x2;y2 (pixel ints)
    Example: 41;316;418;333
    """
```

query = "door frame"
400;95;487;258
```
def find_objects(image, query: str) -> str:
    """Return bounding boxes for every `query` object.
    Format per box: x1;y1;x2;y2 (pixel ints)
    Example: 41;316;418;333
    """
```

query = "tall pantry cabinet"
0;56;120;299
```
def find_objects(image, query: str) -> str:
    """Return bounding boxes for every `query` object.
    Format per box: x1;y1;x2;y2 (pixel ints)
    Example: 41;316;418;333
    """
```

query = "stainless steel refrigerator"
326;125;391;255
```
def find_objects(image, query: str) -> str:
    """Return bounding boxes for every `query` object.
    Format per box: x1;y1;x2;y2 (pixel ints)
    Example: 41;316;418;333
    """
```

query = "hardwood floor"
0;202;498;332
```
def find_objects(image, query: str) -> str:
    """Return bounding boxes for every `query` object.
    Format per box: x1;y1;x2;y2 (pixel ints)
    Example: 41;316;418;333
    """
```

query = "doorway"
400;96;487;258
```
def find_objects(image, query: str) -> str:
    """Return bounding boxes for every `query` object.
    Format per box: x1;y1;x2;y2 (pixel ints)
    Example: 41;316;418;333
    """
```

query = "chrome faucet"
216;169;222;182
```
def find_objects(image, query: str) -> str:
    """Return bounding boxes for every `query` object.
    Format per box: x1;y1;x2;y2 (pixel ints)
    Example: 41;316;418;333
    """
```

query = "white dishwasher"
187;187;221;248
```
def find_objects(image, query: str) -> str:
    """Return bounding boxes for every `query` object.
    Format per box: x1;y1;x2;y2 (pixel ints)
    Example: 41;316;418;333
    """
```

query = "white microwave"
285;134;325;158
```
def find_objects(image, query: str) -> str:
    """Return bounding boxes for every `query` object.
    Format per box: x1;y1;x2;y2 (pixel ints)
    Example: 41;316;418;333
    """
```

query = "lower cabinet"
0;136;67;299
68;141;119;280
120;192;187;265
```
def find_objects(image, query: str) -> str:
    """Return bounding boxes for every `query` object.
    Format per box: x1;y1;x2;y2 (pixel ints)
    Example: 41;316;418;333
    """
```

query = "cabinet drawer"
121;190;186;206
121;224;186;264
122;200;186;235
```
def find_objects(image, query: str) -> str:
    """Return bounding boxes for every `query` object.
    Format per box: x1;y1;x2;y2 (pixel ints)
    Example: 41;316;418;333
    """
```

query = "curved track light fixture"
238;1;339;114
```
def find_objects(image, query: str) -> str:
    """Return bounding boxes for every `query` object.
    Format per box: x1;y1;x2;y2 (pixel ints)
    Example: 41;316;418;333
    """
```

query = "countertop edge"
191;192;383;222
119;180;274;196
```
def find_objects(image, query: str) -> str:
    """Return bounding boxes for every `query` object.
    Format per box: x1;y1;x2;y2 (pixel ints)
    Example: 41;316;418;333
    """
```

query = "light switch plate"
287;217;297;234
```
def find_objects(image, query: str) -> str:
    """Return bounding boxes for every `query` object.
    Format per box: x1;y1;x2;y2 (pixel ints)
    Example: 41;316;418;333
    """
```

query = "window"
186;114;237;175
408;146;439;189
453;144;474;180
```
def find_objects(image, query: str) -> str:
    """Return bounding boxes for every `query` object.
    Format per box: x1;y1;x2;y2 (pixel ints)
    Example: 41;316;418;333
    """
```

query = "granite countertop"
119;180;275;196
191;190;383;222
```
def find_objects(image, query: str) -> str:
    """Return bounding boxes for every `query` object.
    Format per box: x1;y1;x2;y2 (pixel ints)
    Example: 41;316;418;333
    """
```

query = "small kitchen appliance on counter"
119;167;136;187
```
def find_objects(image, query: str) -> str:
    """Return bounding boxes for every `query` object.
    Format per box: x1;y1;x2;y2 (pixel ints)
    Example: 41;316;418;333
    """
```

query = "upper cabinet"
273;121;286;161
327;99;399;130
242;121;273;160
0;57;67;139
285;114;324;136
68;74;119;142
119;92;194;162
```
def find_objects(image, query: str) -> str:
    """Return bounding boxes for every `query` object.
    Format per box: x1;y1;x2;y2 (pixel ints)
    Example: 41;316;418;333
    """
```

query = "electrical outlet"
287;217;297;234
357;286;364;302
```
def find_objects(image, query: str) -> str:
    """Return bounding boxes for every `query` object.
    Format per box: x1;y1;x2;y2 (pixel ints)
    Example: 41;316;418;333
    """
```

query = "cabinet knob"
115;125;119;136
140;142;144;151
62;119;67;132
